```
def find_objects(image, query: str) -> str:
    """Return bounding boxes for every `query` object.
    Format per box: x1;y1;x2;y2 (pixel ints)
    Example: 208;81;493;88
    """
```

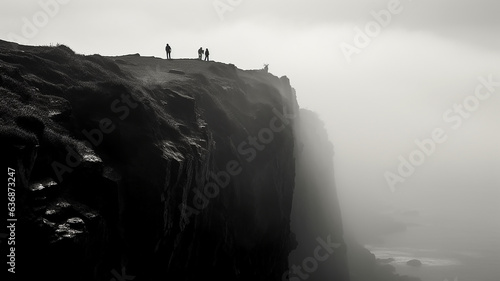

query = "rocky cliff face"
0;41;421;281
288;110;420;281
0;41;300;281
288;109;351;281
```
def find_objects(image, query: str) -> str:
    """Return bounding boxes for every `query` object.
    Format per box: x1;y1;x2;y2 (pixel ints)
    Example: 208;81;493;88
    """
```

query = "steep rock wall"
288;109;350;281
0;41;299;281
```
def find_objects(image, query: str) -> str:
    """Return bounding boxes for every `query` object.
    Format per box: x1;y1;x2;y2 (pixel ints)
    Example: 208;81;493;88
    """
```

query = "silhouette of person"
198;47;203;60
165;44;171;59
204;48;210;61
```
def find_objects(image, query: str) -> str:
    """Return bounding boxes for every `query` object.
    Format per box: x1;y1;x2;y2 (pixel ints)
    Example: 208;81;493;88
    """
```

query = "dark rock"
30;179;58;194
0;40;301;281
66;217;86;231
54;222;84;240
43;200;73;222
407;259;423;267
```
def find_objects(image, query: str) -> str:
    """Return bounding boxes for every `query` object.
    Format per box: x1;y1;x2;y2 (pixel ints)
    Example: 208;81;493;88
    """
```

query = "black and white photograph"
1;1;499;280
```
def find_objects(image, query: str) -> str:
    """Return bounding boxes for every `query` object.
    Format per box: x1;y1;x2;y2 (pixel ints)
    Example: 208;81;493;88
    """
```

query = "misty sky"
1;0;499;256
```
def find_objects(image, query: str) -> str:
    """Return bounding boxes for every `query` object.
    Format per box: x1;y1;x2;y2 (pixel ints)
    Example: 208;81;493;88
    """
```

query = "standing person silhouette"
204;48;210;61
198;47;203;60
165;44;172;59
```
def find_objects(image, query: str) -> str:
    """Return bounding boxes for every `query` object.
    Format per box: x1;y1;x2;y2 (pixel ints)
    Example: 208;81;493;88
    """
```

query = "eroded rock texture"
0;41;301;281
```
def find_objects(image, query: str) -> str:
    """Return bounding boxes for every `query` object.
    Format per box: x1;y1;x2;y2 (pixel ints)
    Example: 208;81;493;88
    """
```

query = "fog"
1;0;499;280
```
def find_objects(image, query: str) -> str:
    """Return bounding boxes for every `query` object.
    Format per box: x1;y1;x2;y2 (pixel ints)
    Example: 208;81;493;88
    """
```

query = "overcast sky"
1;0;499;255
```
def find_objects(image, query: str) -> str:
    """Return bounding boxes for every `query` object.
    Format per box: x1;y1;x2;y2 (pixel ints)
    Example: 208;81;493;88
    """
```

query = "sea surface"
366;218;500;281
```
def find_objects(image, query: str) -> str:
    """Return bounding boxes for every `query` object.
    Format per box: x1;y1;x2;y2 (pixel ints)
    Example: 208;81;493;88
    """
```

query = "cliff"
289;110;420;281
0;40;415;281
0;41;298;281
288;109;350;281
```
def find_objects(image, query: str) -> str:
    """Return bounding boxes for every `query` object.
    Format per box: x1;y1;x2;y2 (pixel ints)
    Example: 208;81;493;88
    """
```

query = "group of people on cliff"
164;44;210;61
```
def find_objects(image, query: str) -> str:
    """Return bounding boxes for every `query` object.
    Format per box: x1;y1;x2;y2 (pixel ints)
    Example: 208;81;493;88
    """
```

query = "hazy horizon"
1;1;499;280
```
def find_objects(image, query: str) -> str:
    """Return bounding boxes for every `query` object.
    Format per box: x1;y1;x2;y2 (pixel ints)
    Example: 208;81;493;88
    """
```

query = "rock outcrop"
0;41;298;281
0;40;418;281
407;259;423;267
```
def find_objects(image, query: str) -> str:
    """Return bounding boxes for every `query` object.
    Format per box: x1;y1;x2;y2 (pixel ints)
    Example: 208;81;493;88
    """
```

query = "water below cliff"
368;210;500;281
